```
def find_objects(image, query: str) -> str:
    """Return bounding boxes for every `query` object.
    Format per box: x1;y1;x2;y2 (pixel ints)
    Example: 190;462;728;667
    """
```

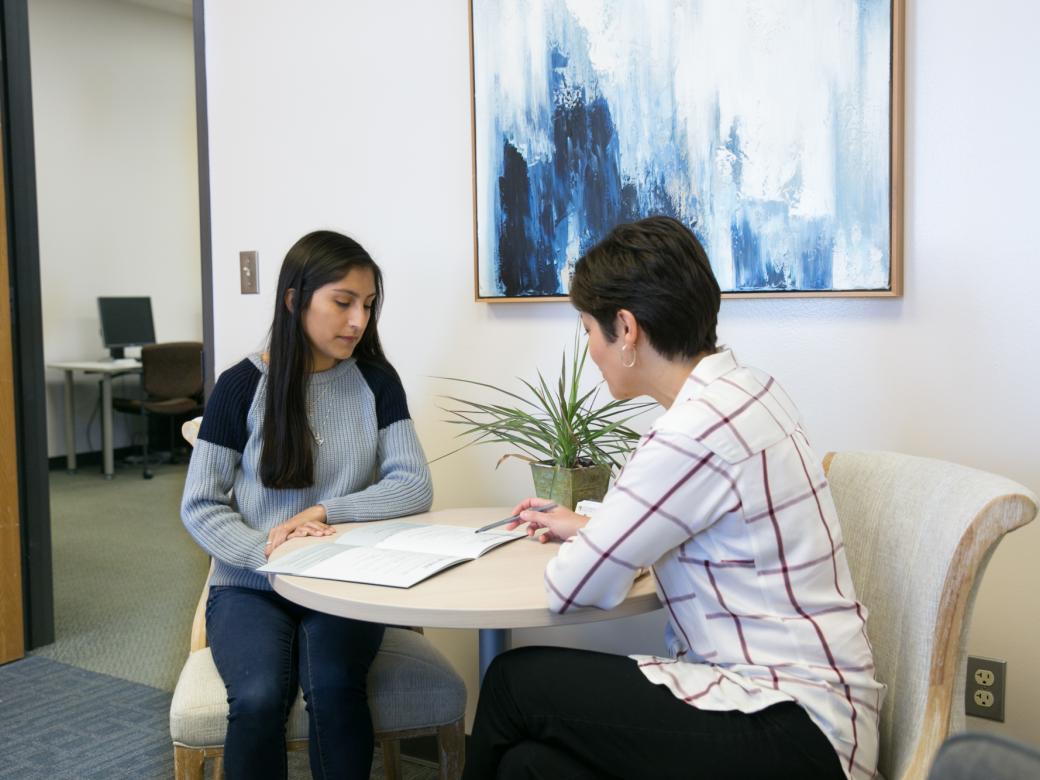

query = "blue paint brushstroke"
496;45;629;295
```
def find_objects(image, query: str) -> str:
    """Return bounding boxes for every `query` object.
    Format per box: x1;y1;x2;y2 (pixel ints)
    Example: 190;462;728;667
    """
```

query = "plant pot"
529;462;611;510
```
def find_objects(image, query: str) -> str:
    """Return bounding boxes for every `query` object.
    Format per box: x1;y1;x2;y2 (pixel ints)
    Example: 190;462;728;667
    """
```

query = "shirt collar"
670;349;738;410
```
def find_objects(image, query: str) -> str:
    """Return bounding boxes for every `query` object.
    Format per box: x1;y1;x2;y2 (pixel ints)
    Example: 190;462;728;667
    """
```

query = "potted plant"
434;331;654;509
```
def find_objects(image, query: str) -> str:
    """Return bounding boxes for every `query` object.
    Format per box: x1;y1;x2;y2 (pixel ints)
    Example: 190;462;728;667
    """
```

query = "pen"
474;503;558;533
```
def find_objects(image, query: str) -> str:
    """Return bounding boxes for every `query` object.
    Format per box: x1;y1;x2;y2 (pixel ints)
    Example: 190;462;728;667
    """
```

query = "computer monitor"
97;297;156;359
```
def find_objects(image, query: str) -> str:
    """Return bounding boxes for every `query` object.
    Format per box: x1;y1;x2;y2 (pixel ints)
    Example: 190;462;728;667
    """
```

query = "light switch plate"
239;251;259;294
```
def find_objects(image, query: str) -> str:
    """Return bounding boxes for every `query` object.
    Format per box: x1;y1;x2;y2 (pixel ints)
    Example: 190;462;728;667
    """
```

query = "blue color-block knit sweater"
180;354;433;591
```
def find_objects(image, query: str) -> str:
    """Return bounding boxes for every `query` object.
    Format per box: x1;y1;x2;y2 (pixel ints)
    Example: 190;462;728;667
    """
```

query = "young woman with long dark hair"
181;230;432;779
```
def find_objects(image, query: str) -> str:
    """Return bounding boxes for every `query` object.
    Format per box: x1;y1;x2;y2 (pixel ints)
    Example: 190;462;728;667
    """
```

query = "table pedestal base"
478;628;511;682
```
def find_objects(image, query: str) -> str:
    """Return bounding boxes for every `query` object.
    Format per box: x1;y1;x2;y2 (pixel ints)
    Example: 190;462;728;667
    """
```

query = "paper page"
308;546;462;588
260;543;462;588
258;543;346;574
340;522;523;558
335;521;424;548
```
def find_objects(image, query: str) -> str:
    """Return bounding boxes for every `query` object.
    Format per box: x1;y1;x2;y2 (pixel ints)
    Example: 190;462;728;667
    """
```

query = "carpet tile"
0;656;172;779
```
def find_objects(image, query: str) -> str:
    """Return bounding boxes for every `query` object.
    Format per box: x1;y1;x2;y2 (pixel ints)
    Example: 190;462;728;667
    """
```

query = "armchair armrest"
190;559;215;652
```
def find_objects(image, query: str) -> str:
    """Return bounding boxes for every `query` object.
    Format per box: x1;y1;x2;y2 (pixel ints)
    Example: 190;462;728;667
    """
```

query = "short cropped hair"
569;216;721;360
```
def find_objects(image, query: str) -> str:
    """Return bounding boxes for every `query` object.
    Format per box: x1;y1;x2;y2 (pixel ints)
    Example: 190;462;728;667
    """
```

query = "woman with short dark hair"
464;216;882;780
181;231;433;779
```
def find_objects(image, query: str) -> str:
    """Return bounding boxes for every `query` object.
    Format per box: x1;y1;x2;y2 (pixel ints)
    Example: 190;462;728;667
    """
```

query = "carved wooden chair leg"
173;746;204;780
381;738;402;780
438;718;466;780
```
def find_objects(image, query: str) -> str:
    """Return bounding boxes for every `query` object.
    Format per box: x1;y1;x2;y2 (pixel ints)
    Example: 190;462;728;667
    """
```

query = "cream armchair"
170;417;467;779
824;451;1037;780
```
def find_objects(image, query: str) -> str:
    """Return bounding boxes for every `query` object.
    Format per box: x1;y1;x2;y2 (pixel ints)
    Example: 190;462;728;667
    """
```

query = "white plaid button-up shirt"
546;350;883;780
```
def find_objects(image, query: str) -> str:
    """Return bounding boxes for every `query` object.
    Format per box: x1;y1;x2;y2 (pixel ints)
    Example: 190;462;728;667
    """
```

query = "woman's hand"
265;505;333;558
506;497;589;543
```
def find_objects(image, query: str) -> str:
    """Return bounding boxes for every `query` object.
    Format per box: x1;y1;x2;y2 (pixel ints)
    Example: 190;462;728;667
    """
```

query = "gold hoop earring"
620;344;637;368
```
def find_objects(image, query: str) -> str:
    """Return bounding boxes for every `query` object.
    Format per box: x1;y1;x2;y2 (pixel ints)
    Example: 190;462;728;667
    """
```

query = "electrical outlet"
966;656;1006;721
974;668;995;687
240;251;259;294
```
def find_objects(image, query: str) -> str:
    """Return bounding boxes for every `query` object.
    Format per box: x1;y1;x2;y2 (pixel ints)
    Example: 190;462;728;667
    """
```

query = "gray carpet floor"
33;463;209;691
1;656;178;778
0;656;433;780
9;460;437;779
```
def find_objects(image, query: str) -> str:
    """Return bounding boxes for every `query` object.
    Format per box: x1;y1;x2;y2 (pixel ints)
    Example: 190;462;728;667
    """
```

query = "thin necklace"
308;382;334;446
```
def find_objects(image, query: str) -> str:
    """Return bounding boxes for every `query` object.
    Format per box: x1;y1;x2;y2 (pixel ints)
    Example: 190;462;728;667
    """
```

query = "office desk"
47;359;142;478
270;507;661;680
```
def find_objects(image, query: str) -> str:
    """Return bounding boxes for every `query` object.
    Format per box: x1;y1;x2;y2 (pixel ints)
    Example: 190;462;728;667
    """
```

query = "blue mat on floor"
0;656;172;779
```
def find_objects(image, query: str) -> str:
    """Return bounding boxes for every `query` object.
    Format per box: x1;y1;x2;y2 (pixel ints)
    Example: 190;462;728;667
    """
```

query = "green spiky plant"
434;330;655;485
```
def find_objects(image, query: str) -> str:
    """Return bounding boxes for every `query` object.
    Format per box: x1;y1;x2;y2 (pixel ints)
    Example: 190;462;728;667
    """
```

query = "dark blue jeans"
206;585;386;780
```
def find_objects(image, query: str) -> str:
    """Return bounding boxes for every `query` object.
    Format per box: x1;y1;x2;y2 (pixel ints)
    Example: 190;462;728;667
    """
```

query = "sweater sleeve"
180;359;268;569
320;362;434;523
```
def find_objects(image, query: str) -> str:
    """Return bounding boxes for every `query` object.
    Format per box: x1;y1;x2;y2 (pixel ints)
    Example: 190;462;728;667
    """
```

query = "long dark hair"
260;230;390;489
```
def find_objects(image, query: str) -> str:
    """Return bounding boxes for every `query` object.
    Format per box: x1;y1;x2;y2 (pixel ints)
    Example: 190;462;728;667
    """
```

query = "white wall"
203;0;1040;741
29;0;201;456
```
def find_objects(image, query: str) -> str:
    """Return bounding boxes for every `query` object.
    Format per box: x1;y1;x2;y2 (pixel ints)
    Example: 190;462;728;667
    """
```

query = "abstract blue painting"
472;0;900;298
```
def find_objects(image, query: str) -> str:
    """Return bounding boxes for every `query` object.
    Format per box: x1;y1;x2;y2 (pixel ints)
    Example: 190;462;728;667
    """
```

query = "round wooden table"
270;507;661;678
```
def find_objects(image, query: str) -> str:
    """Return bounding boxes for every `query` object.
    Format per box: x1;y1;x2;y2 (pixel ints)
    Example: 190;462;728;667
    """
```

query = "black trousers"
463;646;846;780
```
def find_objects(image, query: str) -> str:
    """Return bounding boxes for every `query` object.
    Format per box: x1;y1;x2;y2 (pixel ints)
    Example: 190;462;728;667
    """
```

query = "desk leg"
478;628;510;683
101;375;114;479
62;370;77;473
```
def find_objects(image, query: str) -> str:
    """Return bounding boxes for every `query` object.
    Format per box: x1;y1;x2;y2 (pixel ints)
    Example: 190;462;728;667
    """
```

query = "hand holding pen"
498;497;591;543
474;502;557;533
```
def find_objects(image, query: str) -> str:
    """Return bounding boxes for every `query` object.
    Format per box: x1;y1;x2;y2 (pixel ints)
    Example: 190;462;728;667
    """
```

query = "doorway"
13;0;208;687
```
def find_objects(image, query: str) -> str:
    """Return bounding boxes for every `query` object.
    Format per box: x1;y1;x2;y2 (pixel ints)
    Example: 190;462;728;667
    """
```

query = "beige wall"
201;0;1040;740
29;0;201;456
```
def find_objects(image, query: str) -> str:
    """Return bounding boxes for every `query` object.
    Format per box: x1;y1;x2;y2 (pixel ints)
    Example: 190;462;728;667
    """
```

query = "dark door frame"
2;0;215;649
194;0;214;396
2;0;53;649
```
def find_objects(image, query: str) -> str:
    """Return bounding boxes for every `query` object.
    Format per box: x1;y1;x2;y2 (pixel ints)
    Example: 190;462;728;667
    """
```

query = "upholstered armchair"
824;451;1037;780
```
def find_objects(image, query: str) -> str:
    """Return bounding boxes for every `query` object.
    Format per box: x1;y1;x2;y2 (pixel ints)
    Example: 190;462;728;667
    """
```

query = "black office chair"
113;341;204;479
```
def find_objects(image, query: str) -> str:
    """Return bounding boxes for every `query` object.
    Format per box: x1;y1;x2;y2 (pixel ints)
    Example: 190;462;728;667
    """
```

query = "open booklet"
257;520;526;588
